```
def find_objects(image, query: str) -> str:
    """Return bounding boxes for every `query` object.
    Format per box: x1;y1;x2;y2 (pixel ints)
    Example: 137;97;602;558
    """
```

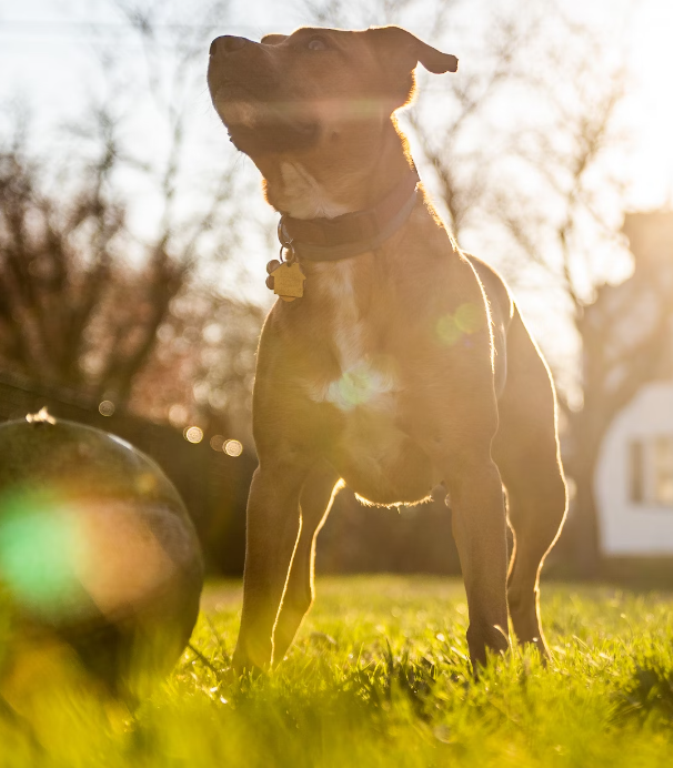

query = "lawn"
3;575;673;767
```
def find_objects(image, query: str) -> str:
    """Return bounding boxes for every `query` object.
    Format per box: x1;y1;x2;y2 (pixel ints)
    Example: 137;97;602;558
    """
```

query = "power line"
0;19;261;32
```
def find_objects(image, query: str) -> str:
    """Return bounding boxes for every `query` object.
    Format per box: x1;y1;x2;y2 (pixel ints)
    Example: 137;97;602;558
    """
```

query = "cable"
0;19;262;32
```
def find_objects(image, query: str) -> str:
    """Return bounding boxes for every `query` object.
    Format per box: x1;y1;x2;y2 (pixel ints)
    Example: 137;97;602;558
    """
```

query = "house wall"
595;381;673;555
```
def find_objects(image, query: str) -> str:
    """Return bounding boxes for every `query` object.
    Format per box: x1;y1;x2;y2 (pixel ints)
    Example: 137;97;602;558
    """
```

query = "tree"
0;127;153;400
129;287;265;440
411;5;673;574
0;0;263;434
566;215;673;572
471;22;639;574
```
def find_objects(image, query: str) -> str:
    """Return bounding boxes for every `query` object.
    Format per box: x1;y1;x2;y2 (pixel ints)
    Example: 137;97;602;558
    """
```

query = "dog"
207;26;567;673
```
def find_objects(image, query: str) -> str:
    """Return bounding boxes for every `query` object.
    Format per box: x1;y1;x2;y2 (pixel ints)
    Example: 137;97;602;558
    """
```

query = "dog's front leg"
443;448;510;671
232;460;310;673
272;463;342;664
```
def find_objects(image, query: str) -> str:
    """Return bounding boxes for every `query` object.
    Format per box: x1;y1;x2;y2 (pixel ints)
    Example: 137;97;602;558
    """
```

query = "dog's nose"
210;35;251;56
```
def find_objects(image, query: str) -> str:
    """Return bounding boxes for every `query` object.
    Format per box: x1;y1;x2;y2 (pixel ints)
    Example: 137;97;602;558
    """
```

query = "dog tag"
271;262;305;302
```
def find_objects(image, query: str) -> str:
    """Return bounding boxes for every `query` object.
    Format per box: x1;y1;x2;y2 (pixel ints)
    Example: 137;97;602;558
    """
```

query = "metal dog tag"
271;262;305;302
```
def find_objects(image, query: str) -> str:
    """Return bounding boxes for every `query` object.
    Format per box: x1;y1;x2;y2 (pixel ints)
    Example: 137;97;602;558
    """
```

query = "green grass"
3;576;673;767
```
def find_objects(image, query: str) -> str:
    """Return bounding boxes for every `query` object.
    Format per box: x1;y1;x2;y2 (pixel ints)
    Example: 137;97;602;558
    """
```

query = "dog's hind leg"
272;462;342;664
232;458;312;673
492;309;567;657
503;477;565;657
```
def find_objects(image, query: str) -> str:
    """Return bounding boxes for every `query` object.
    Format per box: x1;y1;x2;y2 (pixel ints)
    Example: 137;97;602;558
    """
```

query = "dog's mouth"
211;79;320;156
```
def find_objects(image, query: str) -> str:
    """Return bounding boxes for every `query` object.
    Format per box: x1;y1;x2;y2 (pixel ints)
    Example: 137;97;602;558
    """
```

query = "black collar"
277;170;420;263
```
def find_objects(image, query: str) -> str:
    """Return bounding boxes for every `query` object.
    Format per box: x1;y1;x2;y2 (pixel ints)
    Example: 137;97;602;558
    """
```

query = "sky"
618;1;673;207
2;0;673;208
1;0;673;397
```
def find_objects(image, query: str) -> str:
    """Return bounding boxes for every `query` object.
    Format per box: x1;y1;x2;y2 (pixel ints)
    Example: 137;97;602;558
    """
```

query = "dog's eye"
307;38;328;51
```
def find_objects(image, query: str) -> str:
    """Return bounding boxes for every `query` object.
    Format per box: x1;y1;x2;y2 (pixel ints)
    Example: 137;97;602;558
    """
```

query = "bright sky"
1;0;672;398
621;1;673;207
2;0;673;207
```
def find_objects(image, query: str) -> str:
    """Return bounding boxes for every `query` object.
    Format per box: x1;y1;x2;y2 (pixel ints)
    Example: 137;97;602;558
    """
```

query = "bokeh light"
210;434;225;451
223;439;243;457
98;400;115;417
184;426;204;444
169;404;189;427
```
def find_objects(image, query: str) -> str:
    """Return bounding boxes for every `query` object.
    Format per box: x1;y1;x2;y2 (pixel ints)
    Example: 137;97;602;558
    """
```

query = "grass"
3;575;673;766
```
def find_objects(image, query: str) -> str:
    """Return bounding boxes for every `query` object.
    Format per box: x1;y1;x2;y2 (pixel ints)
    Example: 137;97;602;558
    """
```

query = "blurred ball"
0;412;204;703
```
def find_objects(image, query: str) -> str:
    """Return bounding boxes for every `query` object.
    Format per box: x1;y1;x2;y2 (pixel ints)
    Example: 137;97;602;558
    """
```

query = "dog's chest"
306;261;396;409
303;261;410;463
322;260;367;372
297;261;435;503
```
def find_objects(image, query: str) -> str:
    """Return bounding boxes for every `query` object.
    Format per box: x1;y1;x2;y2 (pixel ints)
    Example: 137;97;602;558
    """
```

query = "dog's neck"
271;162;356;220
258;120;414;221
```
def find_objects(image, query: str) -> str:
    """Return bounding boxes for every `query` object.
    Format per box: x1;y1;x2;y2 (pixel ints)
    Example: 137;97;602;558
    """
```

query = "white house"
591;211;673;557
595;380;673;555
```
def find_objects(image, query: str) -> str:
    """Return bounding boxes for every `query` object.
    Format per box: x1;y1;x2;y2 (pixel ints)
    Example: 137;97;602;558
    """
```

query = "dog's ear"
261;33;288;45
368;26;458;74
366;26;458;109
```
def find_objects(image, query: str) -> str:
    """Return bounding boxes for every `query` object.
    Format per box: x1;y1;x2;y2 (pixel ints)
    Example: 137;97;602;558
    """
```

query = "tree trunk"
571;454;602;578
567;404;612;578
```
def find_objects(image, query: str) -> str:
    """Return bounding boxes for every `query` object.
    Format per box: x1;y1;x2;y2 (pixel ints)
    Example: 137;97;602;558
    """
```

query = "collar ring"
277;218;296;263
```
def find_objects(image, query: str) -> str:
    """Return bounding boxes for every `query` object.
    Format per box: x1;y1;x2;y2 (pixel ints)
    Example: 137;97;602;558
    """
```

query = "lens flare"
0;485;185;634
326;360;396;412
0;492;85;621
436;303;483;347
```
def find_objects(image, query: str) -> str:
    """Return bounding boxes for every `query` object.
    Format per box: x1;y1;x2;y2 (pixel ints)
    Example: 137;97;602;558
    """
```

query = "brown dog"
207;26;567;673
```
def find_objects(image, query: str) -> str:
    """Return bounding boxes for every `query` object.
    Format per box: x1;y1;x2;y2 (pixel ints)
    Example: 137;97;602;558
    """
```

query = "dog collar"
277;170;420;263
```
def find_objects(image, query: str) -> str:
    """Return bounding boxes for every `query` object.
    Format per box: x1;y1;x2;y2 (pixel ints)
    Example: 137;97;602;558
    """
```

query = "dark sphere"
0;413;204;701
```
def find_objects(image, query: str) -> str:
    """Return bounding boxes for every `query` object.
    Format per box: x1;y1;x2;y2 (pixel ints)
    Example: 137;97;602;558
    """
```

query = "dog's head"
207;26;458;160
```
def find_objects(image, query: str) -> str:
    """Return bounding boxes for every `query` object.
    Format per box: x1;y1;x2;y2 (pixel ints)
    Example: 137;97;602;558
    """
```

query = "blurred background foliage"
1;0;672;576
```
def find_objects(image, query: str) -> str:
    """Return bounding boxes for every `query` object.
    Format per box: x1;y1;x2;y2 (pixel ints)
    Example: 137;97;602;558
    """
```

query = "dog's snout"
210;35;251;56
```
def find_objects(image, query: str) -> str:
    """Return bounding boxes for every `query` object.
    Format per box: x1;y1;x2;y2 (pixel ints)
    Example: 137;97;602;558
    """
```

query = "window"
629;435;673;507
655;437;673;505
630;440;644;503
